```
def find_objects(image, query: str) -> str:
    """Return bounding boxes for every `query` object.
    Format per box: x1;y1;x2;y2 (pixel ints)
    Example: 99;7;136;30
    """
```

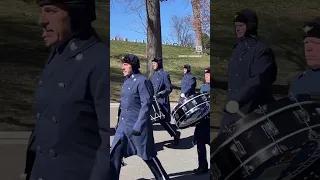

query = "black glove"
132;130;141;136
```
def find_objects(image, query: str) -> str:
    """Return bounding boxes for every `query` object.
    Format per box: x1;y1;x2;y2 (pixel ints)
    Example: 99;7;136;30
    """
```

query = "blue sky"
110;0;194;44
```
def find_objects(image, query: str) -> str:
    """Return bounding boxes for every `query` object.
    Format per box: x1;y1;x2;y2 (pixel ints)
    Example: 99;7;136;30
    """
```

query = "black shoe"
193;168;208;175
173;131;181;145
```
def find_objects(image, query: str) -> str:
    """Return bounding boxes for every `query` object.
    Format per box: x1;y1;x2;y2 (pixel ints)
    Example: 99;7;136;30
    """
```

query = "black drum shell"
172;93;210;129
211;96;320;180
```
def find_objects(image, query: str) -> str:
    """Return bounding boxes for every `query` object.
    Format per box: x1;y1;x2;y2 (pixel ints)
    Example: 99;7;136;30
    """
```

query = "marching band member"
110;54;170;180
289;18;320;96
192;67;210;175
179;64;197;103
151;57;181;146
24;1;110;180
220;8;278;132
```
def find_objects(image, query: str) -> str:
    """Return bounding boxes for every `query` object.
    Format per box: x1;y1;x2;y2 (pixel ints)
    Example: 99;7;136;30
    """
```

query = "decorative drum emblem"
201;95;207;101
293;109;310;124
182;106;187;112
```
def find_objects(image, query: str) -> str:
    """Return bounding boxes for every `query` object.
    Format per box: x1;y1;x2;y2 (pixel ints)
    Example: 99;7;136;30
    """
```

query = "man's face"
304;37;320;68
152;62;158;70
39;4;73;47
205;73;210;83
122;63;132;76
183;68;187;74
235;22;247;39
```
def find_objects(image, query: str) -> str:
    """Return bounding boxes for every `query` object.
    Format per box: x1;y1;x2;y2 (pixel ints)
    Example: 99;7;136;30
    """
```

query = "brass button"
58;83;65;90
36;113;41;120
36;146;41;153
52;116;57;124
49;149;57;157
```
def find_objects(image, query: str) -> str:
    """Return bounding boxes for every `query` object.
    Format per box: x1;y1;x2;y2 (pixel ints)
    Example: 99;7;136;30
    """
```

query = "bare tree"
145;0;162;77
199;0;210;35
190;0;203;53
170;15;194;47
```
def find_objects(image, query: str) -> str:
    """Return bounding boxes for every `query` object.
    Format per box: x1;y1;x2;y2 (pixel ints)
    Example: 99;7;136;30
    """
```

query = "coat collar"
47;30;100;63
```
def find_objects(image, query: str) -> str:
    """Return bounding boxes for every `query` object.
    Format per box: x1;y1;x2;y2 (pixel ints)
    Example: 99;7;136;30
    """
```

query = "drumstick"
225;100;246;118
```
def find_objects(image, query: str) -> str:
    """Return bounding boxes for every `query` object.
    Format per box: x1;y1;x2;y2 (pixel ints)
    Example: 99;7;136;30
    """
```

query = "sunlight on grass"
110;41;210;102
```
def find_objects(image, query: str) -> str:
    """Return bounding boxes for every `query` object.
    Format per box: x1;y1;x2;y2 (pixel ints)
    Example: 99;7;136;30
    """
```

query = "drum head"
172;93;210;129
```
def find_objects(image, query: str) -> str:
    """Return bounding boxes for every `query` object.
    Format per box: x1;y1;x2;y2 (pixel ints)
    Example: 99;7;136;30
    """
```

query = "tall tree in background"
190;0;203;53
145;0;163;77
170;15;194;47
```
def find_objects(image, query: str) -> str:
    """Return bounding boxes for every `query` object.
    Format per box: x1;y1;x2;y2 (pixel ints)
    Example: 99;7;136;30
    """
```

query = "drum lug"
225;124;236;136
210;163;221;180
261;121;279;139
308;130;320;139
293;109;310;124
230;140;247;158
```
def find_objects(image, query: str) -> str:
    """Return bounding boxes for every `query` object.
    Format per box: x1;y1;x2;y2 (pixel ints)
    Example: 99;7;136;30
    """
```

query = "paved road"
0;103;212;180
110;103;210;180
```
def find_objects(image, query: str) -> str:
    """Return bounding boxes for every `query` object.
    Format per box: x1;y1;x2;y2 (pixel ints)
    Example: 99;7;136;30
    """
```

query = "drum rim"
223;124;320;180
172;93;210;116
173;101;210;127
211;101;317;158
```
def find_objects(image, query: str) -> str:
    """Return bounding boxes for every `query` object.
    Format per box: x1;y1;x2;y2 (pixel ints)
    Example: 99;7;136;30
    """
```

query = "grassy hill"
110;40;210;102
210;0;320;130
0;0;109;131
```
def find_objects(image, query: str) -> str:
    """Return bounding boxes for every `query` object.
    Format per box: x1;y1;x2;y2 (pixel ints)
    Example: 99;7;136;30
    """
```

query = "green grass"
0;0;109;130
110;40;210;102
210;0;320;131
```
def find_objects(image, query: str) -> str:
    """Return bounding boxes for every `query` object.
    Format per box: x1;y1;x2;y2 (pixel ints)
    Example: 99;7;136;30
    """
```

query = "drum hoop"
211;101;317;158
223;124;320;180
172;101;209;121
172;93;209;115
176;103;210;127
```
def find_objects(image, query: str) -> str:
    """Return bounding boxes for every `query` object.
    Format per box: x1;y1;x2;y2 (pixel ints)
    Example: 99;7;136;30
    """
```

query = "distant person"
110;54;170;180
151;57;181;146
289;18;320;96
179;64;197;103
220;8;277;132
192;67;210;175
24;1;110;180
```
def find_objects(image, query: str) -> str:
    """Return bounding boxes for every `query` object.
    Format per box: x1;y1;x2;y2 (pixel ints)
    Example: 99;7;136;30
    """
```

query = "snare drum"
210;95;320;180
150;97;165;123
172;93;210;129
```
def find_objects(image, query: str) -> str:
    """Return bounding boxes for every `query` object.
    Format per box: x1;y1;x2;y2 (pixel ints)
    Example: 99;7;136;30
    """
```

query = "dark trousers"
194;117;210;169
159;119;177;137
110;140;170;180
196;137;208;169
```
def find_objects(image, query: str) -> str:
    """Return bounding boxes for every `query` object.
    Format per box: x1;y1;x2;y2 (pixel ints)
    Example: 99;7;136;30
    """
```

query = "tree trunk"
190;0;203;54
145;0;162;77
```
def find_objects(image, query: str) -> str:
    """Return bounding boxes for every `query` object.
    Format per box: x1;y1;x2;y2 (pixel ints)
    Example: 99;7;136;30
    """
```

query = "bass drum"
210;94;320;180
172;93;210;129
